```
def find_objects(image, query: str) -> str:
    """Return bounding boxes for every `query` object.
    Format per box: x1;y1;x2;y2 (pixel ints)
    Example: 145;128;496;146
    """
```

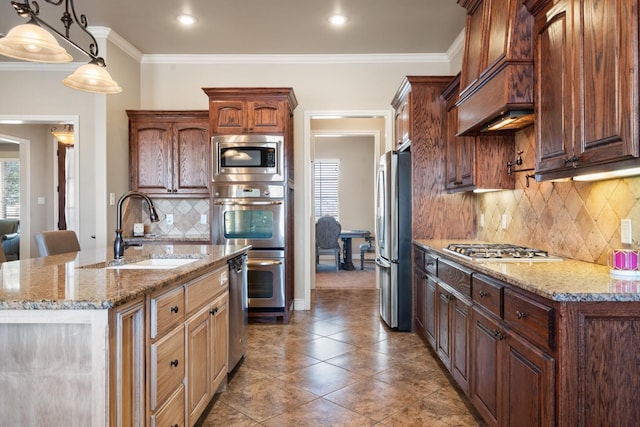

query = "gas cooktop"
443;243;563;262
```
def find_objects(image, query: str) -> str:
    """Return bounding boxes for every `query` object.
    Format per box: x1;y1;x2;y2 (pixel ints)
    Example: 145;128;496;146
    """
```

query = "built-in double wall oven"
211;182;286;310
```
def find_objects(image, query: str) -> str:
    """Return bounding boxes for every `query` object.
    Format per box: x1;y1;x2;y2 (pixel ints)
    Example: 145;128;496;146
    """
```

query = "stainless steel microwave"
212;134;284;182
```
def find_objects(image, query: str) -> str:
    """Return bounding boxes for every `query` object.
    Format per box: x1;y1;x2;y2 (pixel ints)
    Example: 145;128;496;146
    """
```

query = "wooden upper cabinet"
210;99;287;134
204;88;297;135
443;75;515;192
128;111;210;197
529;0;640;179
456;0;535;134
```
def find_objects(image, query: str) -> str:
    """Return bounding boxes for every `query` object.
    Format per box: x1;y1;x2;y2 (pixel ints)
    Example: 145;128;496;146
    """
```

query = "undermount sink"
105;258;199;270
79;256;202;270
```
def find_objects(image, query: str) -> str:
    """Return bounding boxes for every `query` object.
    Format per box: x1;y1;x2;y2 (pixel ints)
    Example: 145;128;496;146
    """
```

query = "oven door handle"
247;259;283;266
213;200;283;206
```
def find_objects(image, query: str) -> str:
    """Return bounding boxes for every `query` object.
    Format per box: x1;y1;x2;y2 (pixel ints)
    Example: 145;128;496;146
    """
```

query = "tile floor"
198;289;485;426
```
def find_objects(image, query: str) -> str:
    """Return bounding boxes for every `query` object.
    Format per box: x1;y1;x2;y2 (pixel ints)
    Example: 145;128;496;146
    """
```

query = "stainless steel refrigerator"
376;150;412;331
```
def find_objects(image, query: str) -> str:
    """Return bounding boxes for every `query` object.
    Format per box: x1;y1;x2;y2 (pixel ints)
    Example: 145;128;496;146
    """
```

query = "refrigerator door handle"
375;257;391;268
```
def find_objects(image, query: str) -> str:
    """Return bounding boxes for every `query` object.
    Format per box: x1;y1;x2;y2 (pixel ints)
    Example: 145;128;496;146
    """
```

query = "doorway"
0;115;79;259
302;110;393;310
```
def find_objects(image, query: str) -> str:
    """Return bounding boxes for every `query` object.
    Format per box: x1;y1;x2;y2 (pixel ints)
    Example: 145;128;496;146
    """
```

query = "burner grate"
444;243;562;262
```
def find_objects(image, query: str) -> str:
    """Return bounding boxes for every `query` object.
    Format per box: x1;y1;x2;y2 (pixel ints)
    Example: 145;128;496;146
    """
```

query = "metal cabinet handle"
563;155;579;166
170;359;179;368
453;180;463;185
170;306;179;314
210;307;219;315
516;310;527;319
493;329;505;340
425;262;435;267
478;291;488;298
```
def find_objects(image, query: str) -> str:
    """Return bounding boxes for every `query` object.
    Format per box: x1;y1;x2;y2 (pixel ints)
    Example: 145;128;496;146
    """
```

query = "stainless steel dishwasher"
228;253;248;372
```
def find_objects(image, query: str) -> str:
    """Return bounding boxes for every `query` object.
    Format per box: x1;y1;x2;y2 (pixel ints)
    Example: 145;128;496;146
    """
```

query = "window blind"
314;159;340;219
0;159;20;219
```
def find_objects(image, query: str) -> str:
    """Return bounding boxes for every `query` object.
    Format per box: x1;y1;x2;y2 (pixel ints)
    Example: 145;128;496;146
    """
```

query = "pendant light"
52;124;75;145
0;20;72;63
0;1;122;94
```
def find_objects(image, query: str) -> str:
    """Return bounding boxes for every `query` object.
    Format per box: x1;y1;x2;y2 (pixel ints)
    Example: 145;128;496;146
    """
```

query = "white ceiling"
0;0;467;57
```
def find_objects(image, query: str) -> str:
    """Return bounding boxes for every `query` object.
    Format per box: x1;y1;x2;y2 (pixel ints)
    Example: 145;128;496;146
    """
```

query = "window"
314;159;339;219
0;159;19;219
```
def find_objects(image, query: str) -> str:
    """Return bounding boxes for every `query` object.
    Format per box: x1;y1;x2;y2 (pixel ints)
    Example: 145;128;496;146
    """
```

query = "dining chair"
315;216;342;272
34;230;81;257
359;235;376;270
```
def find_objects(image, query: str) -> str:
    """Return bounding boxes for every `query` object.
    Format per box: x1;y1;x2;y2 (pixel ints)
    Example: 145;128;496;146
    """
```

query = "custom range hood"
455;0;535;135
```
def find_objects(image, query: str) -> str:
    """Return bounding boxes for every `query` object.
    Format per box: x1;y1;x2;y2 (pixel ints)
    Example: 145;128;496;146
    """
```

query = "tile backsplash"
477;126;640;265
122;198;210;239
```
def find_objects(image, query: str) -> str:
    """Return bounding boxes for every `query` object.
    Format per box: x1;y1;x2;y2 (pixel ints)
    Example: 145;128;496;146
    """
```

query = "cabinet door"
394;96;410;148
110;299;145;427
173;121;210;195
451;296;470;395
130;122;172;193
534;1;574;174
414;268;427;334
502;331;555;427
210;100;246;134
575;0;638;165
445;102;475;190
424;276;437;349
187;305;212;426
470;307;501;427
436;285;452;369
247;100;285;133
210;292;229;393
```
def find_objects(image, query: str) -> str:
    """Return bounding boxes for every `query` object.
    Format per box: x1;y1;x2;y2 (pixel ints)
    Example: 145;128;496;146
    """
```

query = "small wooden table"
339;230;371;270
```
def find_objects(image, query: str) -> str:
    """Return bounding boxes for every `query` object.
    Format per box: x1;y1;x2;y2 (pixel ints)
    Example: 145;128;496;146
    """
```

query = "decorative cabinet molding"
128;110;210;197
528;0;640;180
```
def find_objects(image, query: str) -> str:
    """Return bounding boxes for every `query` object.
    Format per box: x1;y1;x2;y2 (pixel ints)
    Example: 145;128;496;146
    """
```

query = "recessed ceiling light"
177;15;197;26
328;14;348;26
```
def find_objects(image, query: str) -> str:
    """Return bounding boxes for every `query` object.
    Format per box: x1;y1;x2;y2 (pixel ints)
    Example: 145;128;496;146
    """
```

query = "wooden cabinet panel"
502;329;555;426
150;326;185;411
470;307;501;427
438;258;472;297
187;305;212;426
472;273;503;318
437;286;452;368
150;286;185;339
210;101;245;133
152;385;185;427
211;292;229;391
504;288;554;351
414;268;427;333
128;110;210;197
460;0;486;91
452;296;471;394
425;275;438;349
248;100;286;133
532;0;640;179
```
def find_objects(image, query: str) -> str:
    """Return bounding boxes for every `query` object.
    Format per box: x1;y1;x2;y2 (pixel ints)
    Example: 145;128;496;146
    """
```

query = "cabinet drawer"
472;274;503;318
438;258;471;297
504;288;554;350
414;247;425;270
152;384;185;427
151;286;185;339
150;326;185;410
424;253;438;276
185;268;228;315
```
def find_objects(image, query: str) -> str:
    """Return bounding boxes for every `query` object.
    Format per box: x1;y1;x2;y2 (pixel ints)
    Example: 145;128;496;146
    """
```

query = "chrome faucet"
114;191;160;259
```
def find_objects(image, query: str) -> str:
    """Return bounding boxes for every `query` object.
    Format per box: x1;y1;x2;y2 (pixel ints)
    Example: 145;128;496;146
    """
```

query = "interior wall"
314;135;376;257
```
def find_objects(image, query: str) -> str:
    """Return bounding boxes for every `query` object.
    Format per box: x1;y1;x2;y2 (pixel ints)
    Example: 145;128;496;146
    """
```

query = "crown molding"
89;26;144;62
140;52;451;65
447;28;465;62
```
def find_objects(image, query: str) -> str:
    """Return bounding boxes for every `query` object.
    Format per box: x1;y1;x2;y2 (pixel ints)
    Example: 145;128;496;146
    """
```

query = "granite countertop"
414;239;640;302
0;244;250;310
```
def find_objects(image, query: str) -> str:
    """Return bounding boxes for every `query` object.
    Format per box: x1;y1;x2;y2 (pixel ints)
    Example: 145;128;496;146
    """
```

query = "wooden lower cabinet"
470;307;501;427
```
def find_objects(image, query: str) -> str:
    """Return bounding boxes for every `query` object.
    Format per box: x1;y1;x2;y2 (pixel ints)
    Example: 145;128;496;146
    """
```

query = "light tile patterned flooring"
198;288;484;426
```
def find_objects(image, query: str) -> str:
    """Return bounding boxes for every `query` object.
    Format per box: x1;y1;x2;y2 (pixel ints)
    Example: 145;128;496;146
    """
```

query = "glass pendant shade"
52;125;74;145
62;62;122;94
0;21;73;63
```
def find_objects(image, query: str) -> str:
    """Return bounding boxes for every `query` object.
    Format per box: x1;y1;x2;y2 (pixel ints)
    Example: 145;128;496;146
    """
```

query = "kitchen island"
0;243;249;427
414;239;640;427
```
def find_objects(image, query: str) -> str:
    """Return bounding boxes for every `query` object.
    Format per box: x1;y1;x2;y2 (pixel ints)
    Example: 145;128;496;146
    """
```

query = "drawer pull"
493;329;505;340
516;310;527;319
425;262;435;267
170;359;179;368
478;291;488;298
172;424;179;427
210;307;219;315
170;305;179;314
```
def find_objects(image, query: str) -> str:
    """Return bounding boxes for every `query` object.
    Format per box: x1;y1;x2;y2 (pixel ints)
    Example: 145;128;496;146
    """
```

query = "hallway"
198;289;484;426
